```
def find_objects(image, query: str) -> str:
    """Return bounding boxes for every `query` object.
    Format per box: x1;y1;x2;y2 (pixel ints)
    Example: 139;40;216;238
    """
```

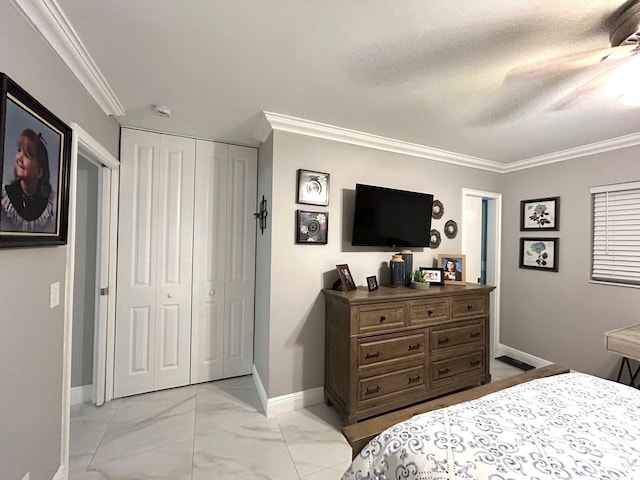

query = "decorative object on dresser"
296;169;329;206
0;72;72;248
366;275;378;292
520;196;559;230
419;267;445;286
295;210;328;244
400;250;413;286
438;253;466;285
519;237;559;271
323;283;495;425
389;254;405;287
336;264;357;291
410;269;430;290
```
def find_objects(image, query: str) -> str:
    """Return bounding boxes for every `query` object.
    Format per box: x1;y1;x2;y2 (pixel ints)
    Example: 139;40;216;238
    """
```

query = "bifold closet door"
114;129;195;398
190;141;257;383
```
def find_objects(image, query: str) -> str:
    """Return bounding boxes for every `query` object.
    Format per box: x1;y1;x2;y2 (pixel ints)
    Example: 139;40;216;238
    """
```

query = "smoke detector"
152;104;172;118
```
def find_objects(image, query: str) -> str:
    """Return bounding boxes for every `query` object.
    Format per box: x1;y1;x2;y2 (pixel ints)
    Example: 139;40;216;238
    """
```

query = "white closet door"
223;145;257;377
114;130;195;397
153;134;195;390
191;141;227;383
114;129;159;397
191;142;257;382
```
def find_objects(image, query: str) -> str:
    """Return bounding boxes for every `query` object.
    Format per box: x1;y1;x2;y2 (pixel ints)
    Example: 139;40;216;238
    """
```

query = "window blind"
591;181;640;285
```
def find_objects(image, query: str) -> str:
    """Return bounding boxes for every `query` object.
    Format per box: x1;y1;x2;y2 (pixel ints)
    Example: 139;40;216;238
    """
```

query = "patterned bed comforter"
342;373;640;479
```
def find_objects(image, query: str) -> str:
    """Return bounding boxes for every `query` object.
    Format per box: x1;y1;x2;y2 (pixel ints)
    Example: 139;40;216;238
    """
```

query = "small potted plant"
411;269;430;290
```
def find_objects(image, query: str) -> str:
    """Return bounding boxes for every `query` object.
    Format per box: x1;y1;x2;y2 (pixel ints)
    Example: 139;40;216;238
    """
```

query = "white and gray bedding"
343;372;640;479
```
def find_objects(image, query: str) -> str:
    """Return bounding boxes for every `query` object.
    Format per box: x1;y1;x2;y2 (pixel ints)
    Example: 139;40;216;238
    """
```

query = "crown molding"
10;0;125;116
503;131;640;172
257;111;505;173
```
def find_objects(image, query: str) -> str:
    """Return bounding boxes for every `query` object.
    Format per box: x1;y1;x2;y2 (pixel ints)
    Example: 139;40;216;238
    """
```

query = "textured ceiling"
53;0;640;164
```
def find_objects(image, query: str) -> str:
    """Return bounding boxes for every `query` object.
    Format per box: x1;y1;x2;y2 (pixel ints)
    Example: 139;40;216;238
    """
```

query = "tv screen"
352;184;433;248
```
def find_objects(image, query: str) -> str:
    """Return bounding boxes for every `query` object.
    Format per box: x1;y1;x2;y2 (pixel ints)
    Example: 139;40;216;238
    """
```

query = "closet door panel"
190;140;227;383
114;130;158;397
154;134;195;390
223;145;257;377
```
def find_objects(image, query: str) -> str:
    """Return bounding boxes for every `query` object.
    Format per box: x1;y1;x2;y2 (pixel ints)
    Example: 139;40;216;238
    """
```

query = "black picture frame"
295;210;328;244
336;264;357;292
419;267;445;286
519;237;559;272
366;275;378;292
297;169;330;206
0;73;71;248
520;196;559;231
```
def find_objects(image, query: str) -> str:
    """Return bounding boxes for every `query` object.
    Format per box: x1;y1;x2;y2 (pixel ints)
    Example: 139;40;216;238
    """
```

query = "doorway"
462;189;501;358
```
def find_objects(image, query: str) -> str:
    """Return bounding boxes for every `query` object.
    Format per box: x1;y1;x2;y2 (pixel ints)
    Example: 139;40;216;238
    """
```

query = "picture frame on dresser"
419;267;444;286
437;254;466;285
336;263;357;291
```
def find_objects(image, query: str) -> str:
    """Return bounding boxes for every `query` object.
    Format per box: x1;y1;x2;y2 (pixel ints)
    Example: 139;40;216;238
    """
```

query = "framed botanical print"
0;73;71;248
297;169;329;206
521;196;559;231
520;237;559;272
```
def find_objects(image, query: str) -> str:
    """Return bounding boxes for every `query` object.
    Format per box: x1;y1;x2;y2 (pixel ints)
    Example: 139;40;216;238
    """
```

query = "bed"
341;364;640;479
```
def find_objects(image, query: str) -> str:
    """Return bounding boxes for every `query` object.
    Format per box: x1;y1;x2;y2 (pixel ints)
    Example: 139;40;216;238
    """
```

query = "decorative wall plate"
432;200;444;219
444;219;458;239
429;229;441;248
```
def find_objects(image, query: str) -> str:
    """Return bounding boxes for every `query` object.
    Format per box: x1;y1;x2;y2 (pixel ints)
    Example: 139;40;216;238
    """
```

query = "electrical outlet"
21;472;30;480
50;282;60;308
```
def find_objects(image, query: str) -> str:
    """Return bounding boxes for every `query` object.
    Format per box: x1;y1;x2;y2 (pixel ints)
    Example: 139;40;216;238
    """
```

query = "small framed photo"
0;73;71;248
437;254;466;285
297;169;330;206
366;275;378;292
296;210;328;244
336;264;357;291
520;196;559;231
419;267;445;286
520;238;559;272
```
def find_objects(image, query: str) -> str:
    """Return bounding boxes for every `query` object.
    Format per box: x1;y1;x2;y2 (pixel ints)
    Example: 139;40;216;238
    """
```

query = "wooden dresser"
323;283;495;424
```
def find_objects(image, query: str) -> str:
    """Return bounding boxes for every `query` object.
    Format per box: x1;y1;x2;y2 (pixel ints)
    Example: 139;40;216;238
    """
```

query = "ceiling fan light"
619;91;640;106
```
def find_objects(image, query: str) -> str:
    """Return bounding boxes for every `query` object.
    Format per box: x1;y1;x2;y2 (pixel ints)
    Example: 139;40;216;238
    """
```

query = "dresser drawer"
430;320;484;352
358;332;425;368
430;350;484;383
359;364;425;403
408;299;450;325
356;303;406;333
451;295;486;319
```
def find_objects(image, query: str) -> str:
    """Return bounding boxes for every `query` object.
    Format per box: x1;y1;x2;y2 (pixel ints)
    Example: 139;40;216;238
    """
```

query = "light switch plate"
50;282;60;308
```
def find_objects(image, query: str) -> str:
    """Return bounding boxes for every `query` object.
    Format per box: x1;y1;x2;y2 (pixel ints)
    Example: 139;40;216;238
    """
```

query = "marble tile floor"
69;359;523;480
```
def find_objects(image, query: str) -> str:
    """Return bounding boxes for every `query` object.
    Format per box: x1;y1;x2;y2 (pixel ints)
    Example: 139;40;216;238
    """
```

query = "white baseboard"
251;364;324;417
70;384;92;405
495;343;552;368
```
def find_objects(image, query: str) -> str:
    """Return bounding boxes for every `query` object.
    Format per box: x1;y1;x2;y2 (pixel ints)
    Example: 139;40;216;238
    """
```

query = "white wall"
264;130;501;397
500;146;640;379
0;3;119;479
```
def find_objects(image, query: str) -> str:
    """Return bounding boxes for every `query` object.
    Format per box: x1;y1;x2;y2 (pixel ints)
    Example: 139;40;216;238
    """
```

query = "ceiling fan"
477;1;640;123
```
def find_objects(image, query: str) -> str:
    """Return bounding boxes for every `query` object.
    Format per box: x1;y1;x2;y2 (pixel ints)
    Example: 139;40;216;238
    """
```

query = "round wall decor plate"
432;200;444;219
444;219;458;239
429;229;441;248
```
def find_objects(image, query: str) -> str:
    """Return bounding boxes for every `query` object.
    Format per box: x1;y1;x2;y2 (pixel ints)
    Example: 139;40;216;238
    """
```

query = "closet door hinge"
100;287;109;296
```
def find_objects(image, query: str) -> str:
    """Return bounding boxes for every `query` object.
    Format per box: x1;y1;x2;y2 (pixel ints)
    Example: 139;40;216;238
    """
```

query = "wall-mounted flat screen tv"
352;183;433;248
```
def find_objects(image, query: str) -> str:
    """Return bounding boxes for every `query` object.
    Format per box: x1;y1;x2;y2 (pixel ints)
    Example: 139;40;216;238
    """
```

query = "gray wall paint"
0;3;119;479
500;147;640;379
71;157;99;387
255;133;274;391
265;131;501;397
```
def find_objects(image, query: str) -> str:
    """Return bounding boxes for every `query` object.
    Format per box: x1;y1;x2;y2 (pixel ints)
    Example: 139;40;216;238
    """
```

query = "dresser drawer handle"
470;332;481;338
365;351;381;359
408;343;421;351
470;359;481;366
427;309;434;316
438;367;450;375
408;375;422;384
379;315;386;322
467;304;473;310
437;337;449;345
365;385;381;395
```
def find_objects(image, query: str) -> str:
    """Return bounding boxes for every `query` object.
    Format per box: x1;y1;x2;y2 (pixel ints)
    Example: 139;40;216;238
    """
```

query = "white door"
114;129;195;397
191;141;257;382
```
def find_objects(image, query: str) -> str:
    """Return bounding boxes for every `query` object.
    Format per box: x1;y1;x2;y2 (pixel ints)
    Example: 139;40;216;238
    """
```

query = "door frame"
61;123;119;474
462;188;502;358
